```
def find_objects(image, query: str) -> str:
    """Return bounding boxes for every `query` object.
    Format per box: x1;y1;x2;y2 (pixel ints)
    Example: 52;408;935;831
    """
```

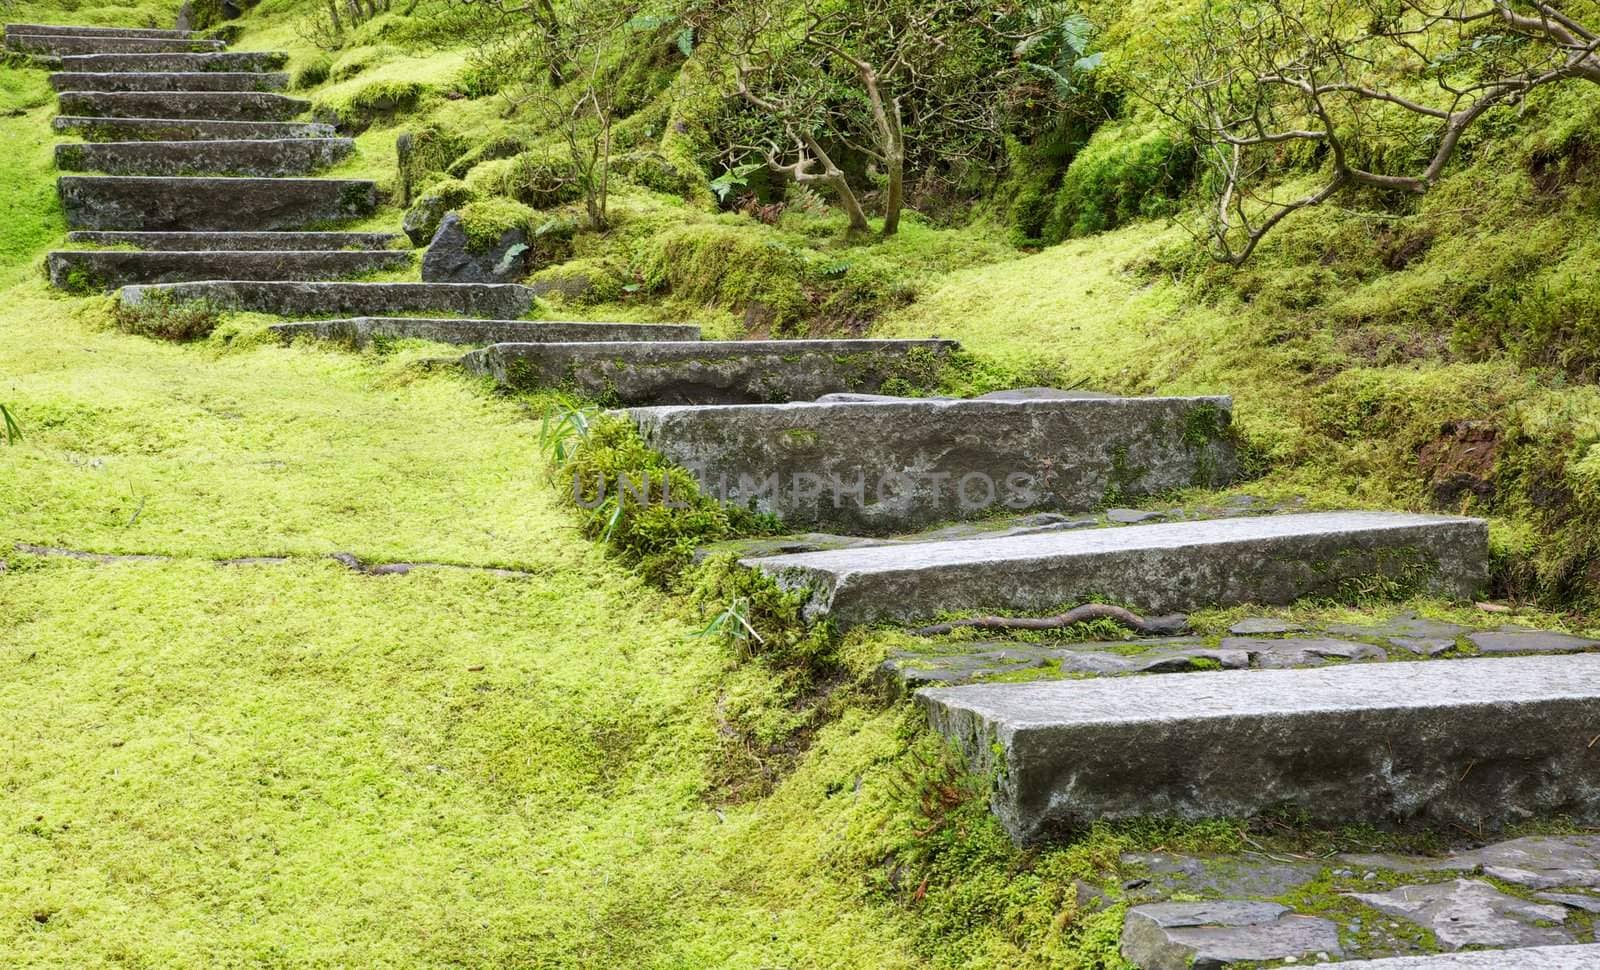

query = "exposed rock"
1107;508;1167;524
1228;617;1307;635
1535;891;1600;913
1326;611;1470;641
56;137;353;177
56;90;309;122
53;116;334;142
1223;636;1387;668
1342;837;1600;890
1121;900;1340;970
1323;947;1600;968
1389;637;1457;657
272;317;699;348
58;175;376;231
1350;879;1571;950
423;211;532;283
1121;852;1322;900
1467;630;1600;655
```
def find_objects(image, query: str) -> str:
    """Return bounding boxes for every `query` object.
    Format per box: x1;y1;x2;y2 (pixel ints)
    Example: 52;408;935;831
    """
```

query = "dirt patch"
1530;138;1598;196
1418;420;1500;509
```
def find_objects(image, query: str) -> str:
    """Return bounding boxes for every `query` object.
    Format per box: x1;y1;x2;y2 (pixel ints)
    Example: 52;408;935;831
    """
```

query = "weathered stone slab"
1229;617;1306;635
1120;901;1341;970
271;317;700;347
49;71;288;92
7;23;197;38
627;396;1237;533
464;339;958;406
749;511;1488;629
1535;892;1600;913
1223;635;1387;668
1121;852;1322;900
918;653;1600;844
66;230;404;251
48;249;412;291
55;51;288;73
1468;630;1600;655
118;281;539;319
54;116;334;141
6;34;224;55
1325;948;1600;968
56;138;353;177
421;210;540;283
1351;879;1572;950
56;91;310;122
59;176;376;230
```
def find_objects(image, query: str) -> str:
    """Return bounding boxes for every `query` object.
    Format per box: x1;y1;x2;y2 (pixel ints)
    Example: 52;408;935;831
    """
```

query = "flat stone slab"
463;339;958;405
7;23;197;38
1351;879;1572;950
1468;630;1600;655
6;34;224;55
118;281;540;319
272;317;700;347
66;230;404;251
48;249;413;291
54;116;335;141
626;396;1237;533
1343;836;1600;889
56;91;310;122
918;653;1600;844
56;138;354;177
55;52;288;73
748;510;1487;629
49;71;288;92
1120;901;1341;970
1327;948;1600;968
59;176;376;231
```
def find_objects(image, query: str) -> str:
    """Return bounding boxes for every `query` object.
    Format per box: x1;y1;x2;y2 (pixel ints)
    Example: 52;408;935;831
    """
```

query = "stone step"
54;116;335;141
5;34;224;55
921;652;1600;845
56;90;309;122
118;281;540;319
627;395;1238;534
1330;949;1600;968
59;176;377;231
6;23;198;38
47;249;413;291
66;230;405;251
56;52;288;73
463;339;958;406
747;510;1487;629
271;317;701;347
49;71;289;92
56;138;354;176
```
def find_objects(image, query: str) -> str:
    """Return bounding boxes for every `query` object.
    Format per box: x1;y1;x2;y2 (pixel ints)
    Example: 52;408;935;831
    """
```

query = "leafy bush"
1043;120;1193;242
111;295;220;342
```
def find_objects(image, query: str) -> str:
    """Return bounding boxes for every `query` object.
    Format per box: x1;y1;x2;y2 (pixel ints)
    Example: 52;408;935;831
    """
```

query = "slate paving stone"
1228;617;1307;635
1534;891;1600;914
1350;878;1572;950
1467;630;1600;655
1121;852;1322;900
1389;637;1458;657
1341;837;1600;890
1120;900;1341;970
1325;611;1471;641
1222;636;1387;668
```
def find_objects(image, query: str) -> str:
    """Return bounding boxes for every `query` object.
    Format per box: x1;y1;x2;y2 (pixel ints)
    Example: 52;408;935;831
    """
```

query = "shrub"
111;295;220;342
1043;120;1193;242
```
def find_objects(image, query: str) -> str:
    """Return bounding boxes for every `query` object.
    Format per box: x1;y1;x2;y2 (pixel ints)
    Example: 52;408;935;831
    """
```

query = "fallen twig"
910;604;1189;638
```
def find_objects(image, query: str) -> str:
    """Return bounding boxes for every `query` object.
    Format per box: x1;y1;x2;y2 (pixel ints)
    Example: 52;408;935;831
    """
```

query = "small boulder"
423;211;532;283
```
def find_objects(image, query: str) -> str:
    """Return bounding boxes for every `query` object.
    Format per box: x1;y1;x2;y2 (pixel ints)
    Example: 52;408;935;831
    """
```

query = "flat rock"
918;653;1600;844
54;116;335;141
1121;900;1340;970
48;71;288;92
465;339;958;406
56;138;354;177
1223;636;1387;668
749;511;1487;629
1323;947;1600;968
119;281;539;319
1107;508;1168;524
66;230;404;251
272;317;700;348
48;249;412;291
1121;852;1322;900
55;51;288;73
7;23;199;38
56;90;311;122
1350;879;1571;950
1326;611;1471;641
1228;617;1307;635
1445;836;1600;889
1389;636;1458;656
628;397;1238;533
1468;631;1600;655
1535;892;1600;913
6;34;224;55
59;176;376;231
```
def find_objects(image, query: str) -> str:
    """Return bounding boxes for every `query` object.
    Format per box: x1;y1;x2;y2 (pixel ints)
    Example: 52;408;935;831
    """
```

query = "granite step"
47;249;413;291
627;395;1238;534
921;652;1600;845
59;176;377;231
5;34;225;55
66;230;405;251
49;71;289;92
6;23;198;38
56;138;354;176
56;91;310;122
746;510;1488;629
463;339;958;406
118;281;540;319
55;52;288;73
54;116;335;141
272;317;701;347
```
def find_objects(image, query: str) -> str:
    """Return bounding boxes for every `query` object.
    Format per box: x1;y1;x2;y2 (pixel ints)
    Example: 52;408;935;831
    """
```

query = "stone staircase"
16;20;1600;967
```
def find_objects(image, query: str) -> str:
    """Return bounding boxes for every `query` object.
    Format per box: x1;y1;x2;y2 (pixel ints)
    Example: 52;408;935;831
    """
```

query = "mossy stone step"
627;396;1239;533
56;91;310;122
5;34;224;55
118;281;540;319
56;52;288;73
747;510;1488;629
49;71;289;92
56;138;354;177
463;339;958;406
54;116;335;141
271;317;701;347
59;176;377;231
6;23;198;38
47;249;413;291
67;230;404;251
920;652;1600;845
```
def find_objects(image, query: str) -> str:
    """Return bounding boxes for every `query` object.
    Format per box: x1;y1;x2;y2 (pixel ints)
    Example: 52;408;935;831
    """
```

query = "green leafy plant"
1;403;21;445
536;399;599;463
693;594;765;652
